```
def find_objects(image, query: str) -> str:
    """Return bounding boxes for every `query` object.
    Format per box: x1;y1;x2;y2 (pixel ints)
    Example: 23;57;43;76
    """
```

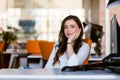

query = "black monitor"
110;14;120;54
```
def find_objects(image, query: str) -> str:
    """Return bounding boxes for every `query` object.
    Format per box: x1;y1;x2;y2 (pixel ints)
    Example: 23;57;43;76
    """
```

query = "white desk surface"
3;51;28;68
3;51;42;68
0;68;119;80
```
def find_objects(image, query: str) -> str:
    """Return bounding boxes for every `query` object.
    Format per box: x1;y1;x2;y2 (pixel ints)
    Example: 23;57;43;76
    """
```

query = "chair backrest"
0;42;5;53
26;40;41;54
83;39;92;65
39;40;55;60
38;39;92;64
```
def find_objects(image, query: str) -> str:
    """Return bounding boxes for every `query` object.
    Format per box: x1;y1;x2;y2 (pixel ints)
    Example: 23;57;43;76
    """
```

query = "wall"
110;6;120;24
11;0;83;8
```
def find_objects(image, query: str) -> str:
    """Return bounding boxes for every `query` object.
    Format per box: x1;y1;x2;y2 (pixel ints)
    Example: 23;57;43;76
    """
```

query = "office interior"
0;0;120;74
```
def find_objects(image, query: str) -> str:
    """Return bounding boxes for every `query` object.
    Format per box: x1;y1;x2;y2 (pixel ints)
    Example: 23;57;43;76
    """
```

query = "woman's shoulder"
52;41;59;48
54;40;59;45
82;41;90;48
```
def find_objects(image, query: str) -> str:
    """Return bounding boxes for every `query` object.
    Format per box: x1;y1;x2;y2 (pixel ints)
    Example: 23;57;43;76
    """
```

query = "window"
6;8;85;42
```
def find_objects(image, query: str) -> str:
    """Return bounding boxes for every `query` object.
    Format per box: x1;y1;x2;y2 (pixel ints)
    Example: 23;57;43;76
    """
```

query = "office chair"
26;40;42;68
39;40;55;68
83;39;92;65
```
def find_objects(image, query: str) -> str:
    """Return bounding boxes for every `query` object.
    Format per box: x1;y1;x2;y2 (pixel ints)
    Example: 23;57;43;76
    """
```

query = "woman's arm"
66;42;90;66
44;43;58;69
66;42;74;58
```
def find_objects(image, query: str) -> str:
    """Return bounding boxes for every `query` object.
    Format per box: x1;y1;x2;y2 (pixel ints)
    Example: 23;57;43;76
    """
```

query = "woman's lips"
67;33;72;36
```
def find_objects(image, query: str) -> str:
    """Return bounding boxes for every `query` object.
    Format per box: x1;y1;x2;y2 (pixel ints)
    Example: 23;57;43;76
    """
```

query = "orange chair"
83;39;92;65
0;42;5;68
39;39;92;67
26;40;41;55
39;40;55;68
0;42;5;53
26;40;42;67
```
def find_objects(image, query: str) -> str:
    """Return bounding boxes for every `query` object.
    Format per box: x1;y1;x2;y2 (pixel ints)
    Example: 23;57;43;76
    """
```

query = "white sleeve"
66;42;90;66
44;42;58;69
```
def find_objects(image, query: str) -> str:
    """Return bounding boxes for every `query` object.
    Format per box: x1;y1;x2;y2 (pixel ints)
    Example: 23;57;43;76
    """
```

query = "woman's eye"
71;25;75;28
64;26;67;29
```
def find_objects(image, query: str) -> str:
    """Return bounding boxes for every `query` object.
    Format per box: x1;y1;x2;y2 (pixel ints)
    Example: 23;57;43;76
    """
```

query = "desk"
0;68;119;80
27;54;42;68
3;49;28;68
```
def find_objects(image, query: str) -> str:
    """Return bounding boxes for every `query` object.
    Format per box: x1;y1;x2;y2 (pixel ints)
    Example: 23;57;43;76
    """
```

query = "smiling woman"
45;15;90;69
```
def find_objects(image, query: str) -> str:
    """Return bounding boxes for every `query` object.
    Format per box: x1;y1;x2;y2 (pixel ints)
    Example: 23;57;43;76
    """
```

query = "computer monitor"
83;22;103;55
110;14;120;54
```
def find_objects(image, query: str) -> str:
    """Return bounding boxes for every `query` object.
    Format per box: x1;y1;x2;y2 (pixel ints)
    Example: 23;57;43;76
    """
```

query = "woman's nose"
67;27;71;32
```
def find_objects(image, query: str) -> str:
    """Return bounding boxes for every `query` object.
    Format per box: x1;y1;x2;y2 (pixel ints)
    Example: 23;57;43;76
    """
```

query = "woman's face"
64;19;81;40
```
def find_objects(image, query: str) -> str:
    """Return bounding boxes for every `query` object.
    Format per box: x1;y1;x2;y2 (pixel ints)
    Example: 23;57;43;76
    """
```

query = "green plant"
0;26;19;50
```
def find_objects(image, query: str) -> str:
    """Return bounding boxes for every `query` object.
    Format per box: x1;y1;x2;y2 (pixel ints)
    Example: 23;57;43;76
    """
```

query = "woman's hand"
66;29;81;58
67;29;81;43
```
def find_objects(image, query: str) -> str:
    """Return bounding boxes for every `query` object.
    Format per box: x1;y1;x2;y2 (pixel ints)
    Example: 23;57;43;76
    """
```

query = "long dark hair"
53;15;83;65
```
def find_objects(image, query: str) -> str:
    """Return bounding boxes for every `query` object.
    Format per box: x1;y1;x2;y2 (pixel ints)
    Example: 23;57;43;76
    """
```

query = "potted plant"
0;26;19;50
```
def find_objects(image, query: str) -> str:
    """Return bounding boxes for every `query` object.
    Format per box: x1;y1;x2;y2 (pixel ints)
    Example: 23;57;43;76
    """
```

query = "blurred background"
0;0;120;57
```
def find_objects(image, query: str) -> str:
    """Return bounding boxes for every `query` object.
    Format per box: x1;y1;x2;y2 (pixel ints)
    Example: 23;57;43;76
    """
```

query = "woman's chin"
66;35;72;38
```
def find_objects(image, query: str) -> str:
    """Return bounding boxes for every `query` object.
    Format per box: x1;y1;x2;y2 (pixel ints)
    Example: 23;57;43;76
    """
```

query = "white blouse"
45;41;90;69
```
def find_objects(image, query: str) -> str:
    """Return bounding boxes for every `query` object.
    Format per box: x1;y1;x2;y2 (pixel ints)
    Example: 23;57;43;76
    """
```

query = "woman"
45;15;90;69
